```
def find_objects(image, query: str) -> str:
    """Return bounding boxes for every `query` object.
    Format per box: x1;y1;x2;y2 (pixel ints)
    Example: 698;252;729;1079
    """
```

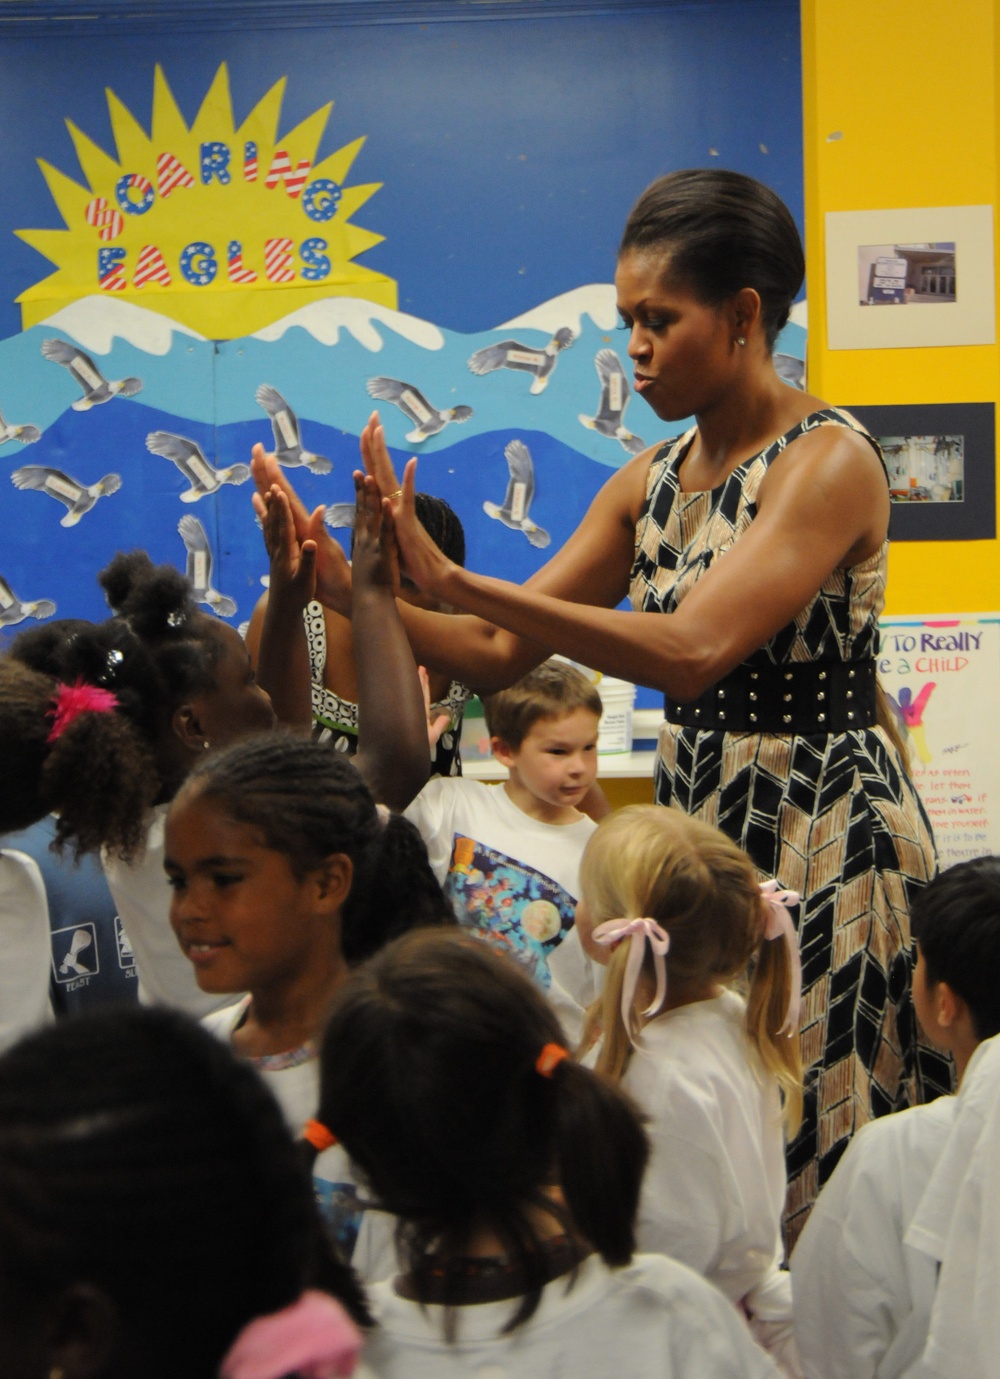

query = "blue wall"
0;0;803;706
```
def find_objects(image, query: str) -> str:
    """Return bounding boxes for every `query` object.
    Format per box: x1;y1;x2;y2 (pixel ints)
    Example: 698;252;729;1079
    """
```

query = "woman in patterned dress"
259;169;950;1234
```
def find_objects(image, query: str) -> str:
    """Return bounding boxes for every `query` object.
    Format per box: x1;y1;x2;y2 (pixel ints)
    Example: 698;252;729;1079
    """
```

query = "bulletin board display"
0;4;804;708
879;614;1000;866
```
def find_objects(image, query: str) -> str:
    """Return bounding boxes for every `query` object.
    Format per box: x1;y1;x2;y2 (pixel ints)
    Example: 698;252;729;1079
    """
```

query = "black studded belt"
663;659;877;734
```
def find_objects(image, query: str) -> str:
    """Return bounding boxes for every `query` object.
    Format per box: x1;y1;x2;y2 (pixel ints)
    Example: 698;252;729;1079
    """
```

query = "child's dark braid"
414;492;466;567
0;1007;370;1379
98;550;221;701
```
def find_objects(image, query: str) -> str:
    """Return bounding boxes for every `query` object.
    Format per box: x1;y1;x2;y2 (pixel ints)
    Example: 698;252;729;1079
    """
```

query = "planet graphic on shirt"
521;899;561;943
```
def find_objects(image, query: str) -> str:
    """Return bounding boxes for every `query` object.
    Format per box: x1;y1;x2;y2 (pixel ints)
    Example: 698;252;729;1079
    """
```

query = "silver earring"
202;740;210;751
736;336;747;347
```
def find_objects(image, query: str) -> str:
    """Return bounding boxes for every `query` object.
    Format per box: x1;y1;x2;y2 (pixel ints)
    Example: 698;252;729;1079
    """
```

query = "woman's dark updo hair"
177;734;455;963
619;168;804;352
0;1006;369;1379
4;551;233;857
315;930;649;1331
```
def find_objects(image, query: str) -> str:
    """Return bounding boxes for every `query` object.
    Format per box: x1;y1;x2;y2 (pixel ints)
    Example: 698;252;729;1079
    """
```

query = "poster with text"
879;614;1000;865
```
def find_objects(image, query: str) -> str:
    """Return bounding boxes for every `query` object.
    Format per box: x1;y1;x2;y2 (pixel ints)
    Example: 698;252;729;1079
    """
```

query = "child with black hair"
792;855;1000;1379
0;1004;368;1379
303;928;782;1378
7;556;276;1017
166;478;452;1277
246;464;472;774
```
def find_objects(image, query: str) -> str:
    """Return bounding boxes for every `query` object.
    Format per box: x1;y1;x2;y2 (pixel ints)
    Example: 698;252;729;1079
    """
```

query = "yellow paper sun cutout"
16;63;398;339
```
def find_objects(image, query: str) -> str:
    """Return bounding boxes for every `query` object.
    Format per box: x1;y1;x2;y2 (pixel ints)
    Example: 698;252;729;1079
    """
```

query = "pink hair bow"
591;917;670;1039
46;680;119;744
220;1290;363;1379
759;880;802;1037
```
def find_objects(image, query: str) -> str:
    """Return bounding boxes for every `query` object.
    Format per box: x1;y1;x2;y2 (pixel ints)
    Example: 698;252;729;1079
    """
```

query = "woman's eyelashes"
617;312;669;333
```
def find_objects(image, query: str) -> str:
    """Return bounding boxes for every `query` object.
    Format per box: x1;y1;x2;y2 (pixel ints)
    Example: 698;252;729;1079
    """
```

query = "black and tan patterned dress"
630;408;953;1244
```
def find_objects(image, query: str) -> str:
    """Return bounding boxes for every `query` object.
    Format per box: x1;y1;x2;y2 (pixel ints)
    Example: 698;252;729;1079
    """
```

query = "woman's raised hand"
393;456;455;597
250;442;352;614
359;411;401;501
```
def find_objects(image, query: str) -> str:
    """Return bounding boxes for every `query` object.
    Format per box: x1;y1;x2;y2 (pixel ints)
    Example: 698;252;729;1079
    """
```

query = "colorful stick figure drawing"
886;682;937;764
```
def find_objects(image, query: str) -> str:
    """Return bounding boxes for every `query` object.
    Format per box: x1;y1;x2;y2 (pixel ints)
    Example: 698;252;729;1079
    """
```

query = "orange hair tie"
302;1119;338;1152
535;1043;569;1078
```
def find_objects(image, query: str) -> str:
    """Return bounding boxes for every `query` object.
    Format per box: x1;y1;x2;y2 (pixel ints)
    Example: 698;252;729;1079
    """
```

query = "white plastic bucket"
596;676;636;755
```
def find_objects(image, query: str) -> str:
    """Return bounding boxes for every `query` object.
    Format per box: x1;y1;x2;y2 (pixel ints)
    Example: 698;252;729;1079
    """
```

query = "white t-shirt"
791;1095;956;1379
404;777;596;988
101;804;232;1017
621;990;789;1316
546;924;605;1046
0;848;53;1051
904;1036;1000;1379
363;1252;782;1378
202;999;395;1281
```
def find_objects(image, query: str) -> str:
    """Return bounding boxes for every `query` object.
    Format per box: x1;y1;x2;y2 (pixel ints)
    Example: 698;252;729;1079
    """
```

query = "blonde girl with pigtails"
574;804;805;1377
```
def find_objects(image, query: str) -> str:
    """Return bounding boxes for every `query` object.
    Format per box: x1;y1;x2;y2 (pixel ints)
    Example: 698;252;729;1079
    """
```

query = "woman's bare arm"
392;424;889;700
390;448;653;693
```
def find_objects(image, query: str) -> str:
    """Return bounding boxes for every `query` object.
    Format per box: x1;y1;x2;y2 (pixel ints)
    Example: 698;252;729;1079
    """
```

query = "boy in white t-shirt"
405;661;601;989
792;855;1000;1379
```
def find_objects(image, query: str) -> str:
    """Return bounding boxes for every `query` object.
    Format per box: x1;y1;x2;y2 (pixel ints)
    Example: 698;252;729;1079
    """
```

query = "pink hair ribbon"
759;880;803;1037
220;1290;363;1379
46;680;120;744
591;917;670;1039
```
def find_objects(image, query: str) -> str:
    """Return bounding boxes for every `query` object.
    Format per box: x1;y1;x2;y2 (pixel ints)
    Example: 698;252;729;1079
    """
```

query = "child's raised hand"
351;470;400;595
418;665;452;748
250;442;352;614
259;484;317;608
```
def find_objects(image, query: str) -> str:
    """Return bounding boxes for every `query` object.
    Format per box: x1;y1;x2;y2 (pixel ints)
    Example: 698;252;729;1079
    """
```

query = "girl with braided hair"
0;1004;370;1379
165;734;453;1278
303;928;782;1378
165;480;452;1278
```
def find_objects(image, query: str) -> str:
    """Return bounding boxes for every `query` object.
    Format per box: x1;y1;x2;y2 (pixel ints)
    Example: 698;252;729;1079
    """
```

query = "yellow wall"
801;0;999;613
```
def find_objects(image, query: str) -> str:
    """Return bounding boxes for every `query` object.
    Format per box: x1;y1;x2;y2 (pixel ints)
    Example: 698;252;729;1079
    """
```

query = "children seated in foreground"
792;855;1000;1379
573;805;803;1375
404;660;601;987
305;928;783;1378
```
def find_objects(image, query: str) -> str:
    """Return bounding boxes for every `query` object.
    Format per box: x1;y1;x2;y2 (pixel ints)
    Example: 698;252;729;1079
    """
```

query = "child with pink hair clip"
574;805;804;1375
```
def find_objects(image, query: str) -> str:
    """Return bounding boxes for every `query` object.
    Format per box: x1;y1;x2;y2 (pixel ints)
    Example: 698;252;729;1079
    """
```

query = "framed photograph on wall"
826;206;995;349
844;402;995;541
